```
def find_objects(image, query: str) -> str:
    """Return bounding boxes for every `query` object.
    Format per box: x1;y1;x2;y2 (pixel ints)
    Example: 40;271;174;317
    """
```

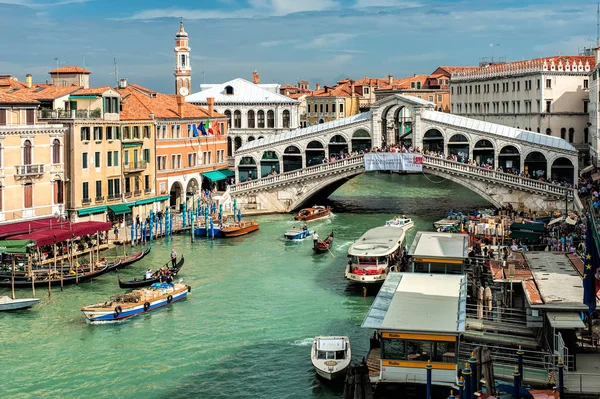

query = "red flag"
212;121;220;136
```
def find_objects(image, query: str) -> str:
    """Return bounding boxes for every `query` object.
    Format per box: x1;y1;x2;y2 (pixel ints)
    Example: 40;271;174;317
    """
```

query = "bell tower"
174;18;191;96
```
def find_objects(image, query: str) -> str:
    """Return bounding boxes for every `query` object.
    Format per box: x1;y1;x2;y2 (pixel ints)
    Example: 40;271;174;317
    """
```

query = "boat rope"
420;170;447;184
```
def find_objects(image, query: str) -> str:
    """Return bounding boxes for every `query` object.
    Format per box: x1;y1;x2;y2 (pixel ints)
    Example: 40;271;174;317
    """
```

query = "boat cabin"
362;273;467;387
315;337;348;361
408;232;468;274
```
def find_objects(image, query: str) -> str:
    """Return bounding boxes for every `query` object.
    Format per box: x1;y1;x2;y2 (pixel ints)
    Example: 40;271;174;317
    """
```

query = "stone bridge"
229;94;579;212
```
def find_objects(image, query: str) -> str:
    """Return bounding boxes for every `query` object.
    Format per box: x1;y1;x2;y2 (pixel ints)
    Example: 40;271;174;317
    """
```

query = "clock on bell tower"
174;18;191;96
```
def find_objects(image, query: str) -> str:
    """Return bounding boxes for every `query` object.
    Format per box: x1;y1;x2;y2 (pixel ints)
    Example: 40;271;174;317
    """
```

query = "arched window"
234;110;241;128
568;128;574;143
23;140;32;165
224;110;232;129
585;127;589;143
267;110;275;128
546;128;552;136
282;110;290;128
560;127;566;140
257;110;265;128
247;110;255;128
52;139;60;164
225;85;234;95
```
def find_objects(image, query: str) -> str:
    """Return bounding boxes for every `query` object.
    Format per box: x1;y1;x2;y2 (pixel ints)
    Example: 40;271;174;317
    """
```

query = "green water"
0;174;489;399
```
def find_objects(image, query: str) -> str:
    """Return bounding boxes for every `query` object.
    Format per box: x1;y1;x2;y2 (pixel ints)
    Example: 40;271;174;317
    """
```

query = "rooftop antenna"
202;71;206;84
597;1;599;47
53;58;68;85
489;43;500;63
111;58;119;88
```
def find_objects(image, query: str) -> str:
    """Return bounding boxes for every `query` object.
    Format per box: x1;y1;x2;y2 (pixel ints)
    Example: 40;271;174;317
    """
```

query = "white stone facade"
589;51;600;166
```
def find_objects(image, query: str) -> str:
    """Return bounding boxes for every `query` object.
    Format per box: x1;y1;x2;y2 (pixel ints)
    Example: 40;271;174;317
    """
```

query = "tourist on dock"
171;249;177;268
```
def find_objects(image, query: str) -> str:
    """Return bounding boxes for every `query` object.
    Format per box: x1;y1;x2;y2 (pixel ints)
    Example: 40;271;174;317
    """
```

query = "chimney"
316;82;321;90
119;78;127;89
252;70;260;84
207;97;214;116
388;75;393;85
350;80;355;97
176;94;184;117
25;74;32;88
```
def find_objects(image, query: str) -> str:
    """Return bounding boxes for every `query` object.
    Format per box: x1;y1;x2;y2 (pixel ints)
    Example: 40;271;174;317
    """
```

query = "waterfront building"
588;49;600;166
305;80;361;125
0;91;67;223
408;231;469;274
186;72;299;157
49;66;91;89
450;56;593;156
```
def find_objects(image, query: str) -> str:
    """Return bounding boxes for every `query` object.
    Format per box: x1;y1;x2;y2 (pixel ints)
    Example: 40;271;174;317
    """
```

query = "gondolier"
171;249;177;267
313;232;319;246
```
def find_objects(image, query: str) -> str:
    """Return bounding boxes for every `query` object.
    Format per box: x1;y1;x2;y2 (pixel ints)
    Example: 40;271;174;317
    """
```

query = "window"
94;152;100;168
584;101;589;113
416;81;421;89
80;126;90;141
93;126;103;141
568;128;574;143
560;128;566;139
133;126;140;139
428;95;434;102
585;127;589;143
247;110;255;128
546;79;552;88
325;104;329;113
171;155;176;169
26;109;34;125
106;126;113;140
107;178;120;198
82;152;88;169
537;79;541;90
234;110;241;128
363;87;370;95
224;110;232;129
95;180;102;200
107;151;112;167
546;101;552;112
51;139;61;164
546;128;552;135
21;140;32;165
332;103;336;113
225;85;234;95
123;126;130;139
181;54;186;67
517;81;520;91
143;149;150;163
24;183;33;208
584;79;589;89
340;103;344;113
282;110;290;128
115;126;121;140
267;110;274;128
144;175;150;190
134;176;140;193
437;94;443;102
82;182;89;201
0;109;5;126
125;177;131;194
257;110;265;128
113;151;119;166
410;82;415;88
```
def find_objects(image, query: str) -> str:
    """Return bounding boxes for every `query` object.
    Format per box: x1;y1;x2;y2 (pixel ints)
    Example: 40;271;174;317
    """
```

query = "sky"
1;0;599;94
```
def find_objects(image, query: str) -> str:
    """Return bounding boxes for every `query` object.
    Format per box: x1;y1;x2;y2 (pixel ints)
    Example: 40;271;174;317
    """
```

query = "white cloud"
353;0;421;8
298;33;358;49
0;0;92;7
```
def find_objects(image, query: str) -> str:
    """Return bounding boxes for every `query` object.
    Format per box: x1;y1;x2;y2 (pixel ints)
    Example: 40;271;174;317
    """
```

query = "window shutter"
0;110;6;126
26;109;34;125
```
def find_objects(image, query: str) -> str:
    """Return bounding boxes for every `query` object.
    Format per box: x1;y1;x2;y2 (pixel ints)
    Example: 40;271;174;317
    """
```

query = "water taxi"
311;336;351;380
220;221;260;237
294;206;332;222
81;282;190;323
345;226;406;284
0;296;40;311
284;226;311;240
385;215;414;230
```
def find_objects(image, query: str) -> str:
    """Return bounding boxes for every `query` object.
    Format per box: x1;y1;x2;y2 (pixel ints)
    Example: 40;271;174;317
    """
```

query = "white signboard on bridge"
364;153;423;172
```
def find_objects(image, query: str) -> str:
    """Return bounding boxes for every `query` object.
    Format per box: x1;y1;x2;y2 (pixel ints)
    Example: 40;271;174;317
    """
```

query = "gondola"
110;246;151;270
117;255;184;289
313;232;334;254
0;260;120;288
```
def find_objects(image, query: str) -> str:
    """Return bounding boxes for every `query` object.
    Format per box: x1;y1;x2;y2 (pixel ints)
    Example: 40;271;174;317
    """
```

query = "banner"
364;153;423;172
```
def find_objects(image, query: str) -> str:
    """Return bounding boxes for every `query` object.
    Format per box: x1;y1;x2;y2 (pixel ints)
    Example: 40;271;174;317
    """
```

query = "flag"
205;119;213;135
212;120;221;136
199;123;207;136
583;221;599;314
192;124;199;137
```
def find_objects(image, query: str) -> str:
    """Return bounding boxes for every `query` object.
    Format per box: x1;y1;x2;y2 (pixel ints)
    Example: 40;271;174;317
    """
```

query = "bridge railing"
230;155;365;194
422;155;574;198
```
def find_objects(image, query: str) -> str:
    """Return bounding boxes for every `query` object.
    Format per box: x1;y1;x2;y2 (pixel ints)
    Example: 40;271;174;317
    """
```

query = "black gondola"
118;255;184;289
313;232;334;254
111;246;151;270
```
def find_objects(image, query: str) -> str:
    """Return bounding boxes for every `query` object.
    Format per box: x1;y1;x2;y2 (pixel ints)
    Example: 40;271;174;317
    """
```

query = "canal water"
0;174;489;399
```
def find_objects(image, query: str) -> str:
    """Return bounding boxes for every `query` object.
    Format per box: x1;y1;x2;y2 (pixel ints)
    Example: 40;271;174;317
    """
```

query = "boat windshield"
336;350;346;360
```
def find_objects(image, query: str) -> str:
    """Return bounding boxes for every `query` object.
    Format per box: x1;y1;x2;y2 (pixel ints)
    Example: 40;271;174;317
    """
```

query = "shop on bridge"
422;129;444;153
351;129;372;152
306;141;326;166
498;145;520;173
473;139;495;167
260;151;280;177
328;135;349;158
524;151;547;179
283;146;302;172
238;156;258;182
447;134;469;162
551;157;575;184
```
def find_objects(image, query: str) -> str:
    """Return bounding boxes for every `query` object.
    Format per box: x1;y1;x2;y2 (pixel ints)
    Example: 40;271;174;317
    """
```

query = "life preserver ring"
114;306;122;317
187;286;191;293
143;302;150;311
167;295;173;304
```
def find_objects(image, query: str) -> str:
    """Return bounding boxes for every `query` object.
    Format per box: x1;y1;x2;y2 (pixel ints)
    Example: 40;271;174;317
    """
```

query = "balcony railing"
144;188;152;194
124;191;132;198
14;164;44;178
107;194;121;201
38;109;102;120
123;161;148;173
134;190;141;196
82;197;91;205
95;196;104;203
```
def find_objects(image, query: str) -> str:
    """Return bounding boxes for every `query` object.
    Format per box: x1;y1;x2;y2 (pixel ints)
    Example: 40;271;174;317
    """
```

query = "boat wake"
291;338;314;346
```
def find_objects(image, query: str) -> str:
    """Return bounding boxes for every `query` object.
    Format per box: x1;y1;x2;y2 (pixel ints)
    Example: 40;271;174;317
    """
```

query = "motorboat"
433;211;469;229
385;216;414;230
311;336;351;380
284;227;311;240
294;206;332;222
345;226;406;284
118;255;184;289
0;296;40;311
81;281;190;323
220;221;260;237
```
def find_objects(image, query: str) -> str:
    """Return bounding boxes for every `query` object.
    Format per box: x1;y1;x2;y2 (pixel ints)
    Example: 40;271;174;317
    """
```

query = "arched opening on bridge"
351;129;371;152
238;156;258;182
447;134;469;162
170;181;183;210
422;129;444;153
260;151;280;177
258;136;264;140
394;107;413;146
248;136;255;142
473;139;495;167
524;151;547;179
234;137;242;151
551;157;574;184
498;145;520;174
227;137;232;157
283;145;303;172
328;135;348;159
306;140;325;167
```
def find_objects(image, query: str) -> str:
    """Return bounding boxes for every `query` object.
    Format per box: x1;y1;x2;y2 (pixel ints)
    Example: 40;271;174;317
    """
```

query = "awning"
548;216;564;226
202;169;234;182
0;240;37;254
510;222;545;233
580;164;595;175
108;204;132;215
509;231;542;242
71;221;111;236
11;229;73;247
592;173;600;182
546;312;586;329
0;216;67;239
123;142;142;148
77;205;108;217
132;195;171;207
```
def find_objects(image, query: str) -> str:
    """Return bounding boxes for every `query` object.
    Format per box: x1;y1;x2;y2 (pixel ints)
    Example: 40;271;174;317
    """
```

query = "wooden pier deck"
366;348;381;378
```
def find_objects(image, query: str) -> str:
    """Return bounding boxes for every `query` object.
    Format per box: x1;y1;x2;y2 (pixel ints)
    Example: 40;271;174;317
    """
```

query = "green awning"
77;205;108;216
203;169;234;182
123;142;142;148
108;203;132;215
0;240;37;254
510;222;545;233
155;195;170;202
132;195;171;207
509;231;542;242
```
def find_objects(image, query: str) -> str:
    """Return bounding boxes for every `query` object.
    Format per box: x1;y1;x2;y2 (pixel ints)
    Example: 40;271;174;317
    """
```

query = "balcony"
82;197;91;205
124;191;132;198
134;190;141;196
95;196;104;203
38;109;102;120
123;161;148;173
107;194;121;201
14;164;44;179
144;188;152;194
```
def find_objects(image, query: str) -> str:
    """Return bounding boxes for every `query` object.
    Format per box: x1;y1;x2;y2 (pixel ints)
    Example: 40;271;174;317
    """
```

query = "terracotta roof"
118;84;223;120
49;66;90;74
309;80;362;98
287;92;310;100
353;77;389;87
280;84;297;89
473;55;594;74
0;85;81;102
0;91;39;104
438;65;479;73
0;78;27;90
376;75;428;91
71;86;114;96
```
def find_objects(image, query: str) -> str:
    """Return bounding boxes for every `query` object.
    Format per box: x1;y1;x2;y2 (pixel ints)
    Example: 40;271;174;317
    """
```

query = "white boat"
311;336;351;380
284;227;311;240
385;216;414;230
0;296;40;311
345;226;406;284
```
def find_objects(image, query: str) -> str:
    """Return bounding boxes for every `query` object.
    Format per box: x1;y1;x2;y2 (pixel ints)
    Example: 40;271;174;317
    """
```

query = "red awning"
71;221;111;237
0;216;71;239
10;229;74;247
